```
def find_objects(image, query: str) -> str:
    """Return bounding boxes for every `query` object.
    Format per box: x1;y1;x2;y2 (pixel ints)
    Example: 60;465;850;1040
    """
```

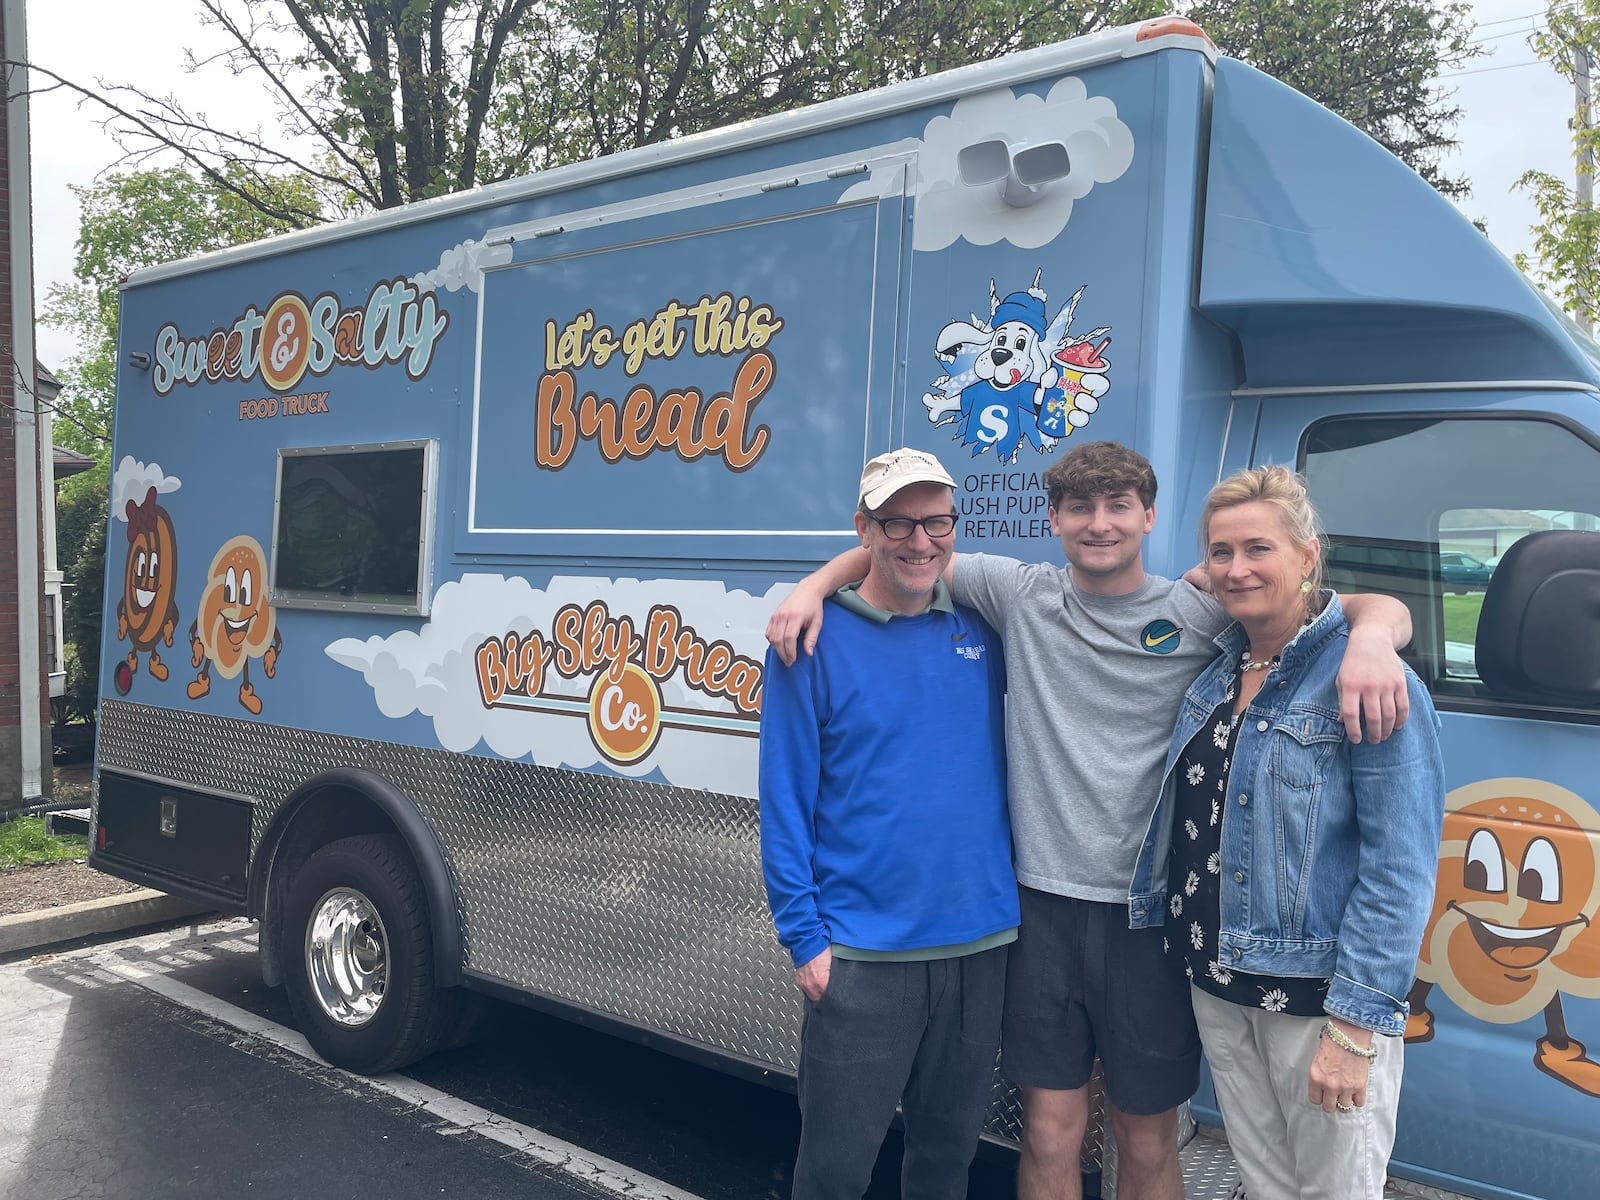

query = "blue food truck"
93;15;1600;1198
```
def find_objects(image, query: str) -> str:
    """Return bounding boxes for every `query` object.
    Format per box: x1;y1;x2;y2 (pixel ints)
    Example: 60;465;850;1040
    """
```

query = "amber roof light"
1136;17;1214;48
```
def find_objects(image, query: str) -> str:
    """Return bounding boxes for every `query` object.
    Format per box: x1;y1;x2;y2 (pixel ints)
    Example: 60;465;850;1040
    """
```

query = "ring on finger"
1335;1101;1354;1113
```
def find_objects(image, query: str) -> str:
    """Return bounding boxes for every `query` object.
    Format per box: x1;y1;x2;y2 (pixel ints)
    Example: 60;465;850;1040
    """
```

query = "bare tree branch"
9;60;329;225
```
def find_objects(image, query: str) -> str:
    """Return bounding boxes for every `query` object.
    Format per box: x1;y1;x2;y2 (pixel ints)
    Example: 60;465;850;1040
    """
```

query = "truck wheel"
282;833;449;1074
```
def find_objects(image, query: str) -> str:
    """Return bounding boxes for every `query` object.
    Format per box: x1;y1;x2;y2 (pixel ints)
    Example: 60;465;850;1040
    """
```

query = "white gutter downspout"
6;0;43;800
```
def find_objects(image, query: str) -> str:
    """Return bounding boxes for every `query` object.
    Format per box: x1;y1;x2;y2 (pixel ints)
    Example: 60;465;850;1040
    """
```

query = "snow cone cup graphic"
1039;337;1111;439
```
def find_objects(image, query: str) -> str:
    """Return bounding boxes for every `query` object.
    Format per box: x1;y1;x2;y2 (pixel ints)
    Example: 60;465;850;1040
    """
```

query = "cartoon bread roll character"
115;486;180;686
1407;779;1600;1096
187;535;282;715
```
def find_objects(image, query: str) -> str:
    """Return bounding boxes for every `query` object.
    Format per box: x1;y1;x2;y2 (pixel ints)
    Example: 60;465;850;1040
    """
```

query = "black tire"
439;989;496;1052
281;833;453;1074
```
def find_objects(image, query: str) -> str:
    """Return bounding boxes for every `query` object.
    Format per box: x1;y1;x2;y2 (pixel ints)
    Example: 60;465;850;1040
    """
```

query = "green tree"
40;166;315;461
1516;168;1600;327
533;0;1165;161
1515;1;1600;329
53;463;110;586
21;0;1166;220
61;502;108;726
21;3;1482;220
52;467;110;724
1190;0;1481;199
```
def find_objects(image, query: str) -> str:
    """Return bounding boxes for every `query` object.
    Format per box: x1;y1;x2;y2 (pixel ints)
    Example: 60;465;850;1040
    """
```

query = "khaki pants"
1191;985;1403;1200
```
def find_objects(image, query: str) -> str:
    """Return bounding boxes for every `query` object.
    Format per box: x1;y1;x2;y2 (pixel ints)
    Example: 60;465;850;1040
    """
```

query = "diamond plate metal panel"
1386;1176;1478;1200
1176;1128;1244;1199
1173;1125;1476;1200
96;700;1058;1150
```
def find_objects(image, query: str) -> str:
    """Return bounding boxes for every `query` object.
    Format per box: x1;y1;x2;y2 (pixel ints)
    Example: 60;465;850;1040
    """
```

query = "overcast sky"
20;0;1579;373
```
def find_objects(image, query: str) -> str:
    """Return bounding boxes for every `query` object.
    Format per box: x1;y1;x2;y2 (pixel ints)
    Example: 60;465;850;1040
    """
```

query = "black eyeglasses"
864;512;958;540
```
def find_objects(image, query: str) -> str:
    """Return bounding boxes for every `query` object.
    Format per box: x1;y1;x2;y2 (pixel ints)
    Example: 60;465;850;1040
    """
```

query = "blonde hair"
1200;466;1325;601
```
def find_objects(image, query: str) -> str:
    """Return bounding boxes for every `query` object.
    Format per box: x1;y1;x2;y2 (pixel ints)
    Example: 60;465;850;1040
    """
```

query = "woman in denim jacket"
1129;466;1445;1199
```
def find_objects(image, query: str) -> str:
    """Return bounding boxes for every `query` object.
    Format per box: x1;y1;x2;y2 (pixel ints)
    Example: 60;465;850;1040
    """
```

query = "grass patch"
1441;592;1487;644
0;816;88;870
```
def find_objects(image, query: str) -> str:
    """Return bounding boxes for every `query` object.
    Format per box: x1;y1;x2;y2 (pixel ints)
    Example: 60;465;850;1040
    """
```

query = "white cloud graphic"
111;455;180;519
327;573;786;796
412;237;513;295
841;76;1134;250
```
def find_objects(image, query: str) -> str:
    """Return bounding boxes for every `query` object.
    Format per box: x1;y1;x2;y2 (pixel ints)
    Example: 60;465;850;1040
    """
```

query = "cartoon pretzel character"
115;487;180;683
1407;779;1600;1097
187;535;282;715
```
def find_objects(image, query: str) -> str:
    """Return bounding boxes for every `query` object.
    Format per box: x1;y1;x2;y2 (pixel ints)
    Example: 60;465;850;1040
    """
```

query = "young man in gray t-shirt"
767;441;1410;1200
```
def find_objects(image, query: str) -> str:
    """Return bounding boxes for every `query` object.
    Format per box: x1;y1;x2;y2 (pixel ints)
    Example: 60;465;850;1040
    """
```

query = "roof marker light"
1136;17;1214;48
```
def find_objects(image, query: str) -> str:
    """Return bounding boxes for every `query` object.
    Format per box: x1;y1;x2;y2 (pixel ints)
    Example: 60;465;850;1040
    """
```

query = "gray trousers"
792;945;1008;1200
1192;986;1403;1200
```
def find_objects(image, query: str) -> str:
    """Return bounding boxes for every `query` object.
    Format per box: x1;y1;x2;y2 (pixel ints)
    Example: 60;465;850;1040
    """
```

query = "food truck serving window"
465;172;908;562
270;440;437;615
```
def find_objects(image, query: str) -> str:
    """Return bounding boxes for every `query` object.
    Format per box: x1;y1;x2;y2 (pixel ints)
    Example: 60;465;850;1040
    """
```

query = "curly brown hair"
1042;441;1157;511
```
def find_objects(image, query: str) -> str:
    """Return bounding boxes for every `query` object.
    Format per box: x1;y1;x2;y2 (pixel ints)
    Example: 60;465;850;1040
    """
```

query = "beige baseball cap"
858;448;956;509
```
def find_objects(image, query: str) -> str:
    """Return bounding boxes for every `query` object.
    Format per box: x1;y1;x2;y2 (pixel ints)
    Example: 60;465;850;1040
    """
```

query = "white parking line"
77;924;707;1200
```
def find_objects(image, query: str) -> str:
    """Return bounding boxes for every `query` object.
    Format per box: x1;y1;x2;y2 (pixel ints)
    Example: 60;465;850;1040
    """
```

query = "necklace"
1239;650;1280;673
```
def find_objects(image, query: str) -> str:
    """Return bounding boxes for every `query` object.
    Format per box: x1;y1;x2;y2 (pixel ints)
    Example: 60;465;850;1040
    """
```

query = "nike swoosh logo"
1143;629;1180;648
952;632;967;642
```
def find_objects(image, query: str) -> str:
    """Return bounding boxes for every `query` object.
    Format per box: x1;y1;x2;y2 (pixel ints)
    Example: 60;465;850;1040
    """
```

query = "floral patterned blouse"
1165;676;1331;1017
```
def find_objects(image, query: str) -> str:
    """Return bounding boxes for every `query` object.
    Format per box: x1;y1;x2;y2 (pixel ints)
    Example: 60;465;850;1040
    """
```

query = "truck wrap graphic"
1409;778;1600;1098
535;293;785;473
837;76;1135;251
111;457;183;694
326;575;778;795
923;273;1112;463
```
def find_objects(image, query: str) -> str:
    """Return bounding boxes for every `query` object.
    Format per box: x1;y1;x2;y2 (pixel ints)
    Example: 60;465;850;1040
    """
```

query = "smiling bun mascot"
187;535;283;715
1407;778;1600;1096
115;487;181;686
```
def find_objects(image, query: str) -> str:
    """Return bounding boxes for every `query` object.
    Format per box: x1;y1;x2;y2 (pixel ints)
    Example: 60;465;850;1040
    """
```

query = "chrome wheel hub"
304;887;389;1027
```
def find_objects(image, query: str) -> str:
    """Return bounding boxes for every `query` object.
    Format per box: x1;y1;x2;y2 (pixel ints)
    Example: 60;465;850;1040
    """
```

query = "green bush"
55;466;109;583
61;507;107;724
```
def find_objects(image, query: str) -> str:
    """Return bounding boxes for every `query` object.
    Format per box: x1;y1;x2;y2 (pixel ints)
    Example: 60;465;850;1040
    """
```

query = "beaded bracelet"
1322;1019;1378;1060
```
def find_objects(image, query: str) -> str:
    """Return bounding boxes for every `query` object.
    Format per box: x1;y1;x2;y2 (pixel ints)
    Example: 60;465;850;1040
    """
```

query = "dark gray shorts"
1001;887;1200;1115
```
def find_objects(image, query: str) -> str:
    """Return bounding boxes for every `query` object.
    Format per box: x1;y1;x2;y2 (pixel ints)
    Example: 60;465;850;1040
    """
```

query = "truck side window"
271;441;437;615
1302;415;1600;711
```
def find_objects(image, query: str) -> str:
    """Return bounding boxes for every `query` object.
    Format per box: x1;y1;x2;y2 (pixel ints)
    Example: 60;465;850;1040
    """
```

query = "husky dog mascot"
924;272;1111;463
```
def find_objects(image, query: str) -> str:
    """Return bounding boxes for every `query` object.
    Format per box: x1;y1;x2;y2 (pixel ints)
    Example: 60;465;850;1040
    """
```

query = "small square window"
270;441;436;615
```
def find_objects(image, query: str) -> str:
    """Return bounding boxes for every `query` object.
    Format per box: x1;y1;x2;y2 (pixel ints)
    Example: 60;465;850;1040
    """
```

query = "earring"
1300;579;1313;594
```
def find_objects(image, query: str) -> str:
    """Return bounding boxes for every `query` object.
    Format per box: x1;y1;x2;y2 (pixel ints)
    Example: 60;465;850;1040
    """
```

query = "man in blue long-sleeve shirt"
759;448;1019;1200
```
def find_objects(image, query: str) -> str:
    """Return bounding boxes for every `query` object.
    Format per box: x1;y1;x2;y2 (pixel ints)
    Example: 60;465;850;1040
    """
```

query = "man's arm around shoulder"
1183;568;1414;744
1337;592;1413;744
